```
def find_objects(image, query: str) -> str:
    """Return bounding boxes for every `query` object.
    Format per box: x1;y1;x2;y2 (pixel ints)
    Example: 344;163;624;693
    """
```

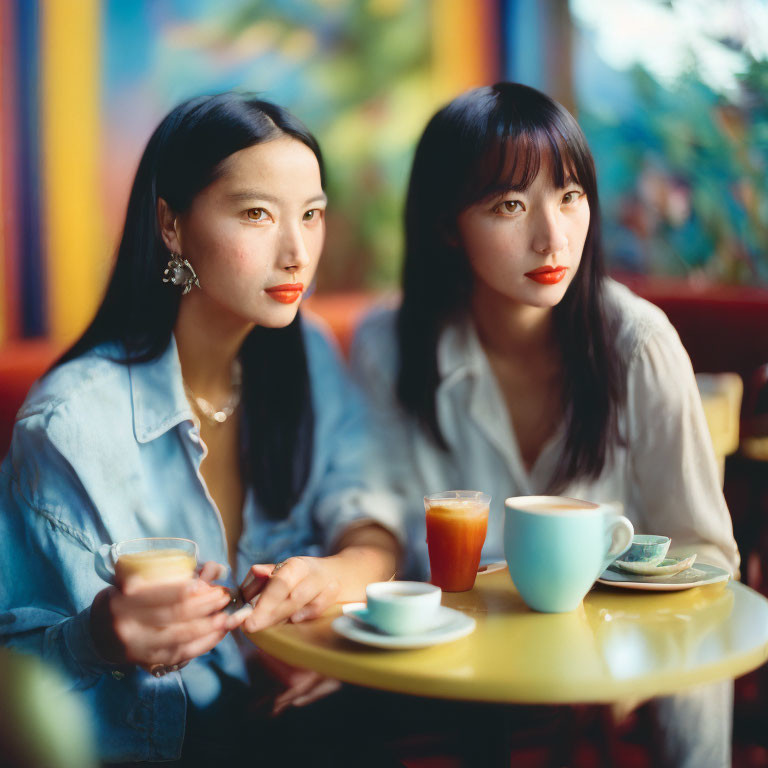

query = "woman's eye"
562;191;582;205
303;208;323;222
496;200;524;214
246;208;269;222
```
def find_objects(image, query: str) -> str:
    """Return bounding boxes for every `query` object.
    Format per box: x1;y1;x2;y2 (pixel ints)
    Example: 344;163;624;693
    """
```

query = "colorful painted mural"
0;0;499;345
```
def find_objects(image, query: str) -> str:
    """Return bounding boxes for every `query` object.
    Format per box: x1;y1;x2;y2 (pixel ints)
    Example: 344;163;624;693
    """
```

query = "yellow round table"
246;569;768;704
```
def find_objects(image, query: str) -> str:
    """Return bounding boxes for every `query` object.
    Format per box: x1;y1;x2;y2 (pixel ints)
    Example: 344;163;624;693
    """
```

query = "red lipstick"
524;266;566;285
265;283;304;304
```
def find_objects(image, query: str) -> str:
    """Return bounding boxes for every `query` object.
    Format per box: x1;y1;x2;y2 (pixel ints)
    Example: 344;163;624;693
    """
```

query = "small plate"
332;603;476;649
614;554;697;576
597;562;730;591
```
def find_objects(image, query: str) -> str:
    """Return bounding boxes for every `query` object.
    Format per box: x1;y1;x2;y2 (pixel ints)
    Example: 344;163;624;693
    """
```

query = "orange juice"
425;499;489;592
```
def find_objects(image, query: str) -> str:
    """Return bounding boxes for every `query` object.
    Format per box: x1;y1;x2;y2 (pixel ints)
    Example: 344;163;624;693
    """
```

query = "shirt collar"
436;315;566;489
129;335;195;443
436;317;486;389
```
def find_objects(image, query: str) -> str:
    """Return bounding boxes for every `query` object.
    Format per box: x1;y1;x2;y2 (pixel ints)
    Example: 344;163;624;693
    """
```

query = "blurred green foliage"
0;648;97;768
222;0;436;290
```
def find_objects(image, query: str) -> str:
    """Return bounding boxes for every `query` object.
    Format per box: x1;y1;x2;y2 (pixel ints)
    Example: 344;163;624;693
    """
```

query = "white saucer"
597;562;731;591
332;603;476;649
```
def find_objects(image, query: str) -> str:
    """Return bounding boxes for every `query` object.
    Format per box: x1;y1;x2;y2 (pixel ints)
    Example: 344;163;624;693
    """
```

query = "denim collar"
129;336;195;443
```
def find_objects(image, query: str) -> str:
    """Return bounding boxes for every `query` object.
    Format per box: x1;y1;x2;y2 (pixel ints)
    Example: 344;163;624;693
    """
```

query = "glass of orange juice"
424;491;490;592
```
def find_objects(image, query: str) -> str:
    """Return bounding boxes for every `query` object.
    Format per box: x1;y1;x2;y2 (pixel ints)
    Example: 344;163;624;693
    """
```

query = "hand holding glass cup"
424;491;490;592
93;537;238;676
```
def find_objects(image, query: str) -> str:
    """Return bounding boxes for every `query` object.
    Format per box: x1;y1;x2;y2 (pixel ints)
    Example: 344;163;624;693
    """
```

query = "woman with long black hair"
0;93;400;765
352;82;738;767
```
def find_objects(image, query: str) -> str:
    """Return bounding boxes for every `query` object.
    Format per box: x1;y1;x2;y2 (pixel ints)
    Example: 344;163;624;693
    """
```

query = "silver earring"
162;254;200;295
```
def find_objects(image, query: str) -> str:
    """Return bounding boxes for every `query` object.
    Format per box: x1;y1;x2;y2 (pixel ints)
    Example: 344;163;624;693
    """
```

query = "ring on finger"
271;561;289;575
150;663;181;678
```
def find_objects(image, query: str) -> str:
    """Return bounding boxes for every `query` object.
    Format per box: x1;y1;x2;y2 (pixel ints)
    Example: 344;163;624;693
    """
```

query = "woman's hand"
90;560;245;673
239;524;400;634
253;649;341;716
240;556;341;634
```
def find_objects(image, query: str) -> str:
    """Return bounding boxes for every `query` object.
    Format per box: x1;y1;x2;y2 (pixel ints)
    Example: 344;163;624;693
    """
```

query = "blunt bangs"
458;85;595;210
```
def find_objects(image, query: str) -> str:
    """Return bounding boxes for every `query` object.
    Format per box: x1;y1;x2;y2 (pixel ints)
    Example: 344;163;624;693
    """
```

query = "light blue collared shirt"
0;318;401;762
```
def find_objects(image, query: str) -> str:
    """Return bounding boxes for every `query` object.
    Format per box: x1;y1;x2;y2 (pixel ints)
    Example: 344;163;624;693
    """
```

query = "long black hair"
57;93;323;519
397;82;625;489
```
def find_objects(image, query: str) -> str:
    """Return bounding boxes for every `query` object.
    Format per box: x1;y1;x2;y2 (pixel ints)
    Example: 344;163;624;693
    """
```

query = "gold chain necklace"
183;360;242;425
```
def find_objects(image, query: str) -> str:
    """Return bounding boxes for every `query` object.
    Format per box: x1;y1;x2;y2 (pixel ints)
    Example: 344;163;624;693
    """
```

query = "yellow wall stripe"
41;0;103;343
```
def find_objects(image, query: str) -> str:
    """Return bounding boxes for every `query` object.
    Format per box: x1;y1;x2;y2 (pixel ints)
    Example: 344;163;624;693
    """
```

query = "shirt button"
111;670;125;680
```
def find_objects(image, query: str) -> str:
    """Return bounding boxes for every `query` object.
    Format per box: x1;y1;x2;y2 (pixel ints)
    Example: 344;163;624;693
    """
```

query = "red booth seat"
0;340;62;458
614;273;768;384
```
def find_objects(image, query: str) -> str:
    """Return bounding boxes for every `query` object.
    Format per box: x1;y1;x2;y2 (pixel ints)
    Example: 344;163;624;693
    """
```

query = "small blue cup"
504;496;634;613
621;534;671;566
365;581;441;635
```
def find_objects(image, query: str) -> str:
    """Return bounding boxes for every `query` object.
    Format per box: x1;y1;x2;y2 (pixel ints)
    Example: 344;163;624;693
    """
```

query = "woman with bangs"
352;82;738;767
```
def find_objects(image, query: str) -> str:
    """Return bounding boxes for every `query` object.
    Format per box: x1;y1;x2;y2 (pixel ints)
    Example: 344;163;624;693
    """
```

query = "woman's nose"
278;223;311;272
531;208;568;256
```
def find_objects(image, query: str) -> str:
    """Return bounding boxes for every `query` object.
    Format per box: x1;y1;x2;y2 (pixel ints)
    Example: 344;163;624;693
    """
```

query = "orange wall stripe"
430;0;500;104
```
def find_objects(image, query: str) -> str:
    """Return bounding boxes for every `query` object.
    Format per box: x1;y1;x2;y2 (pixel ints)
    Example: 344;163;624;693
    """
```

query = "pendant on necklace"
182;360;243;427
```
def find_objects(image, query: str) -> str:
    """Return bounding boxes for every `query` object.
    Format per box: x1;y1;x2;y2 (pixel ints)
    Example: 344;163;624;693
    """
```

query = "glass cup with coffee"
424;490;490;592
96;537;198;585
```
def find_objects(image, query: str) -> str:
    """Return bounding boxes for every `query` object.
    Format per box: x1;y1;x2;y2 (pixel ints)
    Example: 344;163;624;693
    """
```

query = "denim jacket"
0;317;402;762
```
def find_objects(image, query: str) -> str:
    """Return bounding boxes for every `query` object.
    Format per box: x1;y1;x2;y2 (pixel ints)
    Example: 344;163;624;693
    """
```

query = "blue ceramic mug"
504;496;634;613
